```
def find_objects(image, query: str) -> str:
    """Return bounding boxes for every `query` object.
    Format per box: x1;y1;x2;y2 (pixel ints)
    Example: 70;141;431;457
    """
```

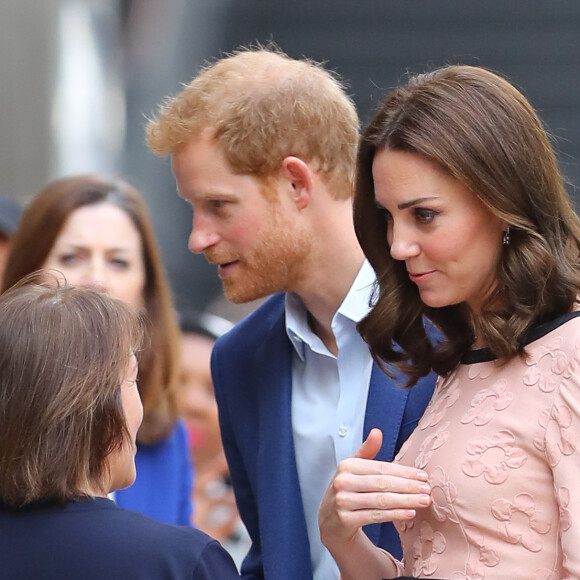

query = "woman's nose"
82;259;109;293
388;223;420;261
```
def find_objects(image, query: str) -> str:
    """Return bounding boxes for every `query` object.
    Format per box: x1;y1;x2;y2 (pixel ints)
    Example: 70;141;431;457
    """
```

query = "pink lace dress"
391;312;580;579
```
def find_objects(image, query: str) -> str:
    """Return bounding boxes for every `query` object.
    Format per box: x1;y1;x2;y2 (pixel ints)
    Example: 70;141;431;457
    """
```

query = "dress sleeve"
545;344;580;577
380;548;405;577
338;549;404;580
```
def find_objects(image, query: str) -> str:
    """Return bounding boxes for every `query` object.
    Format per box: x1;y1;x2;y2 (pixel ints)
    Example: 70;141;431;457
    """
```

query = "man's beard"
207;214;312;304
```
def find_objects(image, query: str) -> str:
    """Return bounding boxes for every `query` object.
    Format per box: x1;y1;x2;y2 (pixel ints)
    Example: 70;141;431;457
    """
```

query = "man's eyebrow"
177;189;238;202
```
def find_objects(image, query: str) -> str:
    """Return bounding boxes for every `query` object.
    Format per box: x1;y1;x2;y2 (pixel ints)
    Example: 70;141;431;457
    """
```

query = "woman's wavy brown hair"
354;65;580;386
2;175;180;443
0;279;142;506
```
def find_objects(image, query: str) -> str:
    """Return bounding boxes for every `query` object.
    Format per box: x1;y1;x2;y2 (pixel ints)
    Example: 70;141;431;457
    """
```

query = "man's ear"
280;156;313;210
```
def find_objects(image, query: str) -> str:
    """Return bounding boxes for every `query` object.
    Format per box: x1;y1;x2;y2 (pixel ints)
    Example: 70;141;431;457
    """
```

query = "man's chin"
223;280;273;304
223;288;263;304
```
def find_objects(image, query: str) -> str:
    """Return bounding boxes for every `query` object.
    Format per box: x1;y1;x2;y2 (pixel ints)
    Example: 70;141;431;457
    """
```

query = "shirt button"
338;425;348;437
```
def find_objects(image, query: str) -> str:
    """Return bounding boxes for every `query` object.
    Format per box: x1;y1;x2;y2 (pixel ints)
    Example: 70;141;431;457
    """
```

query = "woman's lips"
408;270;436;283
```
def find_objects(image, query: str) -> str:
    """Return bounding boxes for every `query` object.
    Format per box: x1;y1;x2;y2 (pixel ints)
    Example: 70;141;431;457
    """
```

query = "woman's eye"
414;208;438;223
57;254;79;265
111;258;130;269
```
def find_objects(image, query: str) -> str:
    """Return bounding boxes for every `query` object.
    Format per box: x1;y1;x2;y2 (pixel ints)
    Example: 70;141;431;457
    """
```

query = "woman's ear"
280;156;313;210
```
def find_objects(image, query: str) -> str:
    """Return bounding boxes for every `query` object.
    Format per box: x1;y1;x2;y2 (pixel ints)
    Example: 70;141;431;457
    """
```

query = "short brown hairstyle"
354;65;580;385
2;175;180;443
146;46;359;199
0;279;141;506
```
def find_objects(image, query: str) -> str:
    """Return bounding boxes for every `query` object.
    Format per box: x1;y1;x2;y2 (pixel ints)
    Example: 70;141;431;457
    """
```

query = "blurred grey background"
2;0;579;311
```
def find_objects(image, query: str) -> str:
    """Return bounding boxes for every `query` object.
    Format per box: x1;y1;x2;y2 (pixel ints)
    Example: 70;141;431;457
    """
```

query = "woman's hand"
319;428;432;551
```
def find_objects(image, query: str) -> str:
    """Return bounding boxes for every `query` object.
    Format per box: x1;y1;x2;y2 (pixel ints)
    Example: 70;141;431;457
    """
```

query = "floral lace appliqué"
532;570;557;580
523;337;569;393
396;433;413;461
461;379;513;426
421;383;461;430
429;466;459;524
533;404;577;467
451;527;500;580
411;520;446;577
396;517;415;535
467;361;495;380
491;492;551;552
462;430;527;484
556;486;571;532
561;334;580;380
416;422;450;469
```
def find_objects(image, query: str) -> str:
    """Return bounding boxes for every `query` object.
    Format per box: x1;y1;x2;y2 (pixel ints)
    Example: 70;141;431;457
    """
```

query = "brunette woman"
319;65;580;579
2;175;192;525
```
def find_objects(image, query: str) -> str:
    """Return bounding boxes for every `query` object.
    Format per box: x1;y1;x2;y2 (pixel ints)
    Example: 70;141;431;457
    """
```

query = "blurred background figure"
1;175;193;526
0;196;22;287
0;280;240;580
178;309;230;470
177;308;251;569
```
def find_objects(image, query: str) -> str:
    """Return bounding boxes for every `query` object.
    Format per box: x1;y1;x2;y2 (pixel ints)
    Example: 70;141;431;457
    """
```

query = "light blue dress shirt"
285;260;375;580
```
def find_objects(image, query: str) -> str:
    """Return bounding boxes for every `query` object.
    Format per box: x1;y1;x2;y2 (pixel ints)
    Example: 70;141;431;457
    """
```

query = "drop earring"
503;226;510;246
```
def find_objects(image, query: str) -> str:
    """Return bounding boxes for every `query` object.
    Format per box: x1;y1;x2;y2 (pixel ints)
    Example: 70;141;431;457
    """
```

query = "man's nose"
187;214;220;254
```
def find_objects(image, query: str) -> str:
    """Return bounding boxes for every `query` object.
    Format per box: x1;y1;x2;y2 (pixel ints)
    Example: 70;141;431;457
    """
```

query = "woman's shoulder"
0;497;235;578
461;310;580;366
107;504;239;575
524;310;580;349
73;498;217;557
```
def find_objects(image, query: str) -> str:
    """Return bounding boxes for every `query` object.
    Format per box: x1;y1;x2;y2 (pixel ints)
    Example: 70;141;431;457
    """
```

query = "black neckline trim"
461;310;580;364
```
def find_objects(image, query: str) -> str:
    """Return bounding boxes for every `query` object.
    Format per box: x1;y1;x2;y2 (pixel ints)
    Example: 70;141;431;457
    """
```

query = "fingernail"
419;494;431;506
419;483;431;493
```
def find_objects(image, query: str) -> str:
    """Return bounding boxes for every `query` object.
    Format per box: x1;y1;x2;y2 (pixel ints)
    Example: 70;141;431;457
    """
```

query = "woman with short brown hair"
0;281;239;579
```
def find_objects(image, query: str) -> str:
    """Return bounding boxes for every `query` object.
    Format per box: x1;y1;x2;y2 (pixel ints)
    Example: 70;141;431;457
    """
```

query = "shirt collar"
337;259;375;323
285;260;375;359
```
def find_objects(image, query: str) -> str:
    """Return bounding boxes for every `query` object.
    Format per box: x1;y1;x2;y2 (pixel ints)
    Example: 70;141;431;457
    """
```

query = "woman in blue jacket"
0;280;239;579
2;175;193;525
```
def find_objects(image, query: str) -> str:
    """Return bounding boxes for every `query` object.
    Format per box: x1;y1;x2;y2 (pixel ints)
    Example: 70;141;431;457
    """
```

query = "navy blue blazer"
211;294;436;580
0;497;240;579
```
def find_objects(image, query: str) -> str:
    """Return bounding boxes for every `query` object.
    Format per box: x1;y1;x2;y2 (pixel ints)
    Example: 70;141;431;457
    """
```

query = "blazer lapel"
364;364;409;461
363;364;409;546
255;312;313;579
